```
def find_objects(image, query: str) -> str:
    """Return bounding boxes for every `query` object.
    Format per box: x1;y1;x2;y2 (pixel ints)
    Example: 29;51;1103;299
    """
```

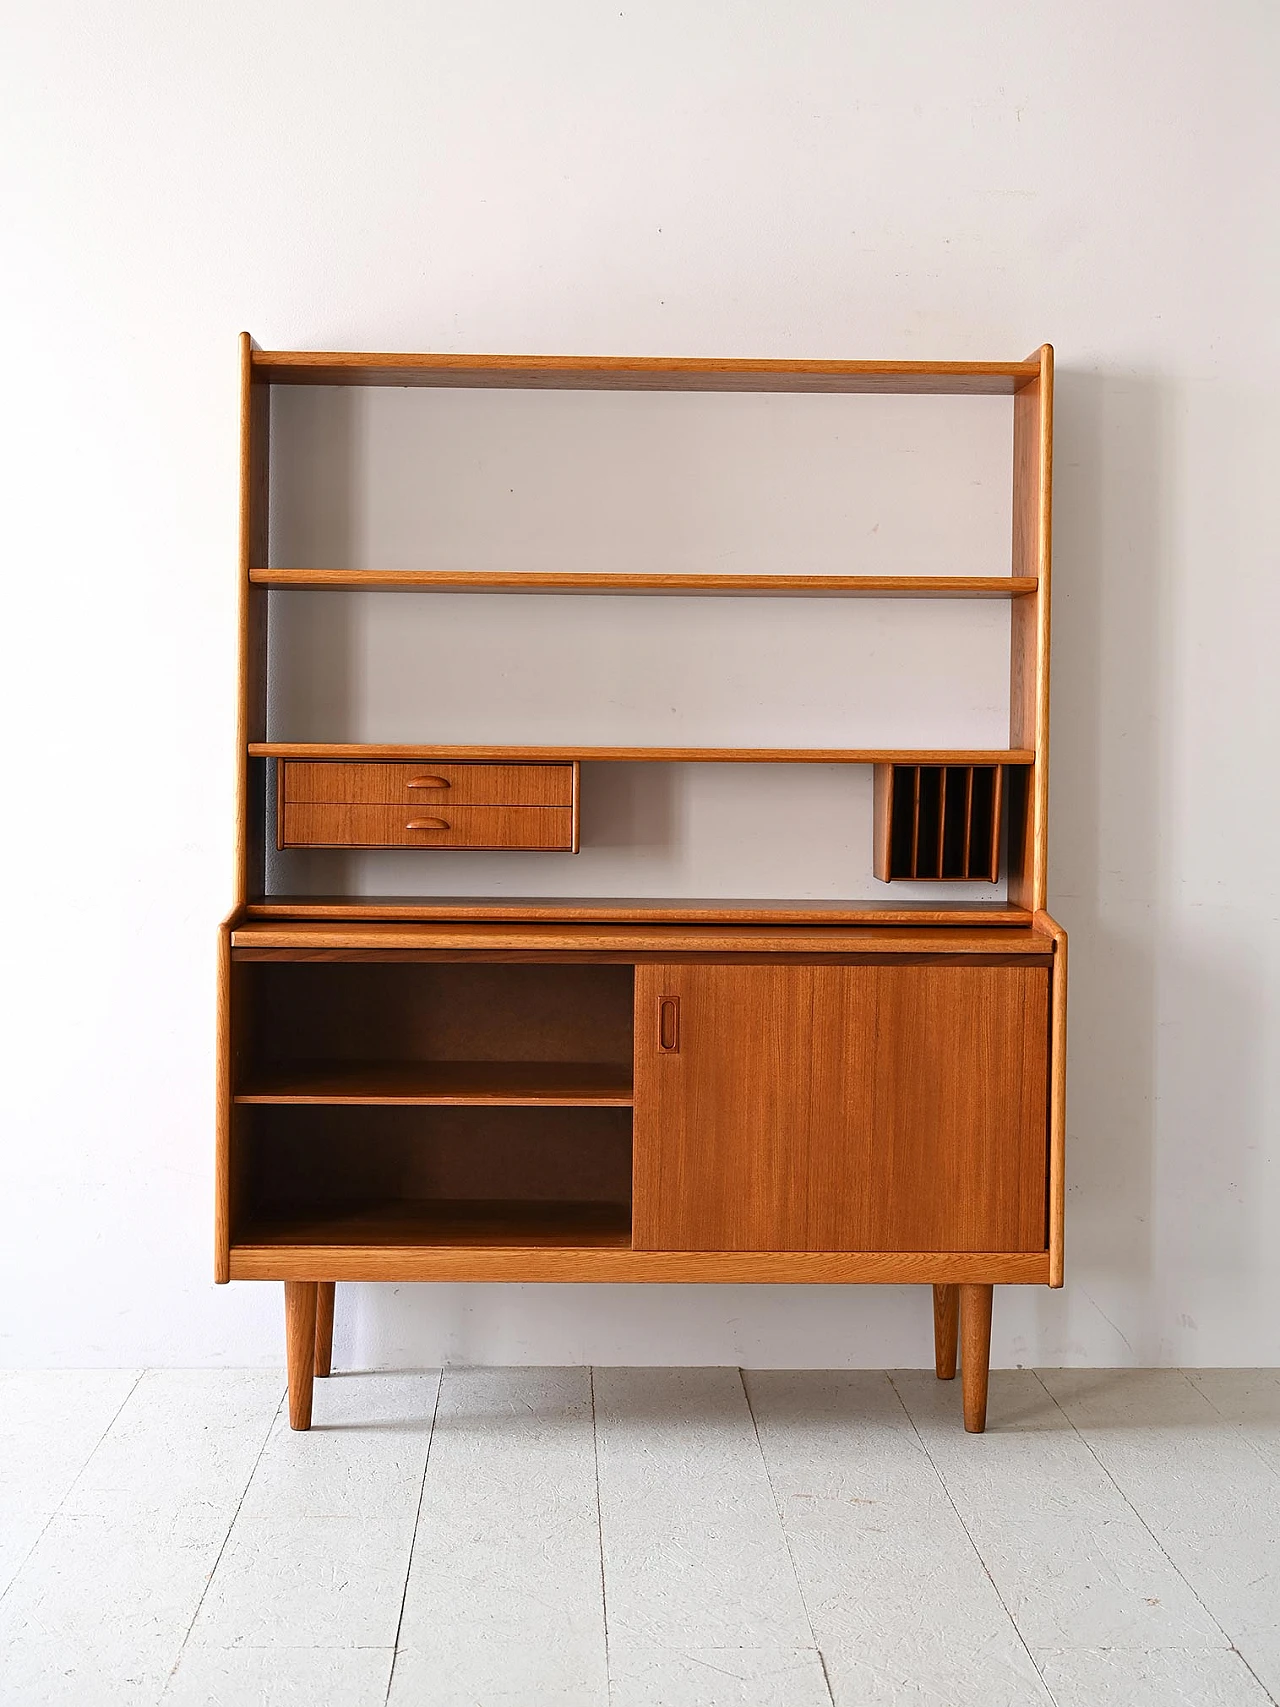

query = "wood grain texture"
235;1060;634;1106
633;965;813;1251
1038;908;1069;1287
634;963;1049;1253
313;1281;335;1377
231;1240;1051;1284
229;921;1056;955
961;1283;994;1432
250;348;1043;393
810;963;1047;1252
235;333;270;905
283;1281;317;1430
933;1284;959;1379
250;568;1038;596
251;741;1037;766
280;760;575;807
1009;345;1054;911
278;802;576;851
872;764;896;883
242;897;1035;926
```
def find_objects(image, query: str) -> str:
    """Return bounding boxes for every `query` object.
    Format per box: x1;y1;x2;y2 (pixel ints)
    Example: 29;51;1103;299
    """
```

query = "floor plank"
163;1645;394;1707
892;1369;1224;1652
595;1368;829;1707
745;1370;1051;1707
1186;1369;1280;1482
238;1371;440;1520
0;1509;233;1707
388;1367;607;1707
0;1371;281;1707
1041;1370;1280;1700
0;1370;141;1519
1035;1646;1275;1707
185;1372;439;1661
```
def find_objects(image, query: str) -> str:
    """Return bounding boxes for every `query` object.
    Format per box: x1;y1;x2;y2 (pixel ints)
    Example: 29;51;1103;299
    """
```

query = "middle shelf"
235;1060;635;1106
250;569;1038;597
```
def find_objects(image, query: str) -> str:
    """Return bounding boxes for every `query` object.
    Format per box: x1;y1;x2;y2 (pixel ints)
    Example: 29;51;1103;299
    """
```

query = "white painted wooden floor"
0;1369;1277;1706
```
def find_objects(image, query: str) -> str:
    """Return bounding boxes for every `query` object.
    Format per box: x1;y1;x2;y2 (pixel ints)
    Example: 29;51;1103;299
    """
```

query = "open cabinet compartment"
229;960;635;1248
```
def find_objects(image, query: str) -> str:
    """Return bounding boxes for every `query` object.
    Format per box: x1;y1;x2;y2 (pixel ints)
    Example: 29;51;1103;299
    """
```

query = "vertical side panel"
872;763;895;881
1009;345;1053;910
214;921;233;1281
632;964;813;1251
1038;911;1068;1285
236;333;270;904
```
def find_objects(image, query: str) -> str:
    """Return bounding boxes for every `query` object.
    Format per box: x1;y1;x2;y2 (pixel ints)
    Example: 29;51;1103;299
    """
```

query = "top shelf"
249;348;1046;395
250;571;1036;598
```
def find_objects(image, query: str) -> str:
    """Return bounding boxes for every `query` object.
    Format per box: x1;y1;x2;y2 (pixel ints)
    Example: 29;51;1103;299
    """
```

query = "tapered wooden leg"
932;1284;958;1380
284;1282;318;1431
314;1282;335;1378
960;1283;993;1433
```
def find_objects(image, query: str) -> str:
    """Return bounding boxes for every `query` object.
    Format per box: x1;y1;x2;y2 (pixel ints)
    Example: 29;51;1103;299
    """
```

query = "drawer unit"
279;802;577;851
280;760;575;808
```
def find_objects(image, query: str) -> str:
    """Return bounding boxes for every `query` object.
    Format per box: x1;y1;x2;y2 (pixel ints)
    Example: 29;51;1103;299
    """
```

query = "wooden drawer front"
280;803;576;850
281;761;575;808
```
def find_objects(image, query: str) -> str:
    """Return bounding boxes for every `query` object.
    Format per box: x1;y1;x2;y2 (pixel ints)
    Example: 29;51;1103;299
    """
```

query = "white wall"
2;1;1276;1370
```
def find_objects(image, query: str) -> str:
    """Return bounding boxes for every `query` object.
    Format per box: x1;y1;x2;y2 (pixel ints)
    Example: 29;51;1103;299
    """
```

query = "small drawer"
279;802;577;851
281;760;575;808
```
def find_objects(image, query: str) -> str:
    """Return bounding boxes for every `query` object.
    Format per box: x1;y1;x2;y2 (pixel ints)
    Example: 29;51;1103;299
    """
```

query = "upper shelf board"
251;570;1036;598
250;743;1035;765
249;348;1046;395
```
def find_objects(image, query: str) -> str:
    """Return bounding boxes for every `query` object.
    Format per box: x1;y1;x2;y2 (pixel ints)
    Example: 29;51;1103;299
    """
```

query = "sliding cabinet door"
808;963;1049;1253
632;965;825;1250
633;962;1048;1254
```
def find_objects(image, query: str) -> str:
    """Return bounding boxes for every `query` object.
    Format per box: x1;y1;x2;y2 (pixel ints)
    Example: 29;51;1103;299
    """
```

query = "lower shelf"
228;1202;1051;1285
238;1198;633;1249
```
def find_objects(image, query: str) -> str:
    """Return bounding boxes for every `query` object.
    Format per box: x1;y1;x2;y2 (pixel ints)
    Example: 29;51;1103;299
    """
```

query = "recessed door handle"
658;996;680;1053
405;818;449;831
406;776;451;790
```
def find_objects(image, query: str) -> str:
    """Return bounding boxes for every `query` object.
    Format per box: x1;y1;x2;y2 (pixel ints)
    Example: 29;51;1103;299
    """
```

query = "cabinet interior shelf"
249;350;1043;392
250;569;1037;597
237;1199;633;1250
235;1061;634;1106
249;742;1035;765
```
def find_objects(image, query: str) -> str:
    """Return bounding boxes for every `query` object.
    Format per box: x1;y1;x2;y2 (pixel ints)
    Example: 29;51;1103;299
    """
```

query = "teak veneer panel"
281;760;574;807
279;802;576;851
230;1243;1051;1285
633;963;1048;1253
252;742;1036;766
236;1060;633;1106
251;349;1042;393
229;921;1055;955
243;897;1035;925
251;569;1037;597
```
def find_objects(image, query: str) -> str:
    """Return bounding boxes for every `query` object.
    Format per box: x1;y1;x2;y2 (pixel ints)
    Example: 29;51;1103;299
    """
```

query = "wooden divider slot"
874;765;1005;883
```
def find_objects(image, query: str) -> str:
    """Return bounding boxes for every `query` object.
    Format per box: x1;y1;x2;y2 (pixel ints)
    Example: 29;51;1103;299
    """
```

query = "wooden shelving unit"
218;338;1065;1435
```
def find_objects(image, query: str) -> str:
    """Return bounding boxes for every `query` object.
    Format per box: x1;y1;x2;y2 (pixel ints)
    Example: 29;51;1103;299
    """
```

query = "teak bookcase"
217;338;1065;1434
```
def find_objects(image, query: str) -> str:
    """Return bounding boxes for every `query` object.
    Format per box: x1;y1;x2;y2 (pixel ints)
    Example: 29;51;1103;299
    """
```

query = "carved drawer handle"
658;996;680;1053
406;776;451;790
405;818;450;831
